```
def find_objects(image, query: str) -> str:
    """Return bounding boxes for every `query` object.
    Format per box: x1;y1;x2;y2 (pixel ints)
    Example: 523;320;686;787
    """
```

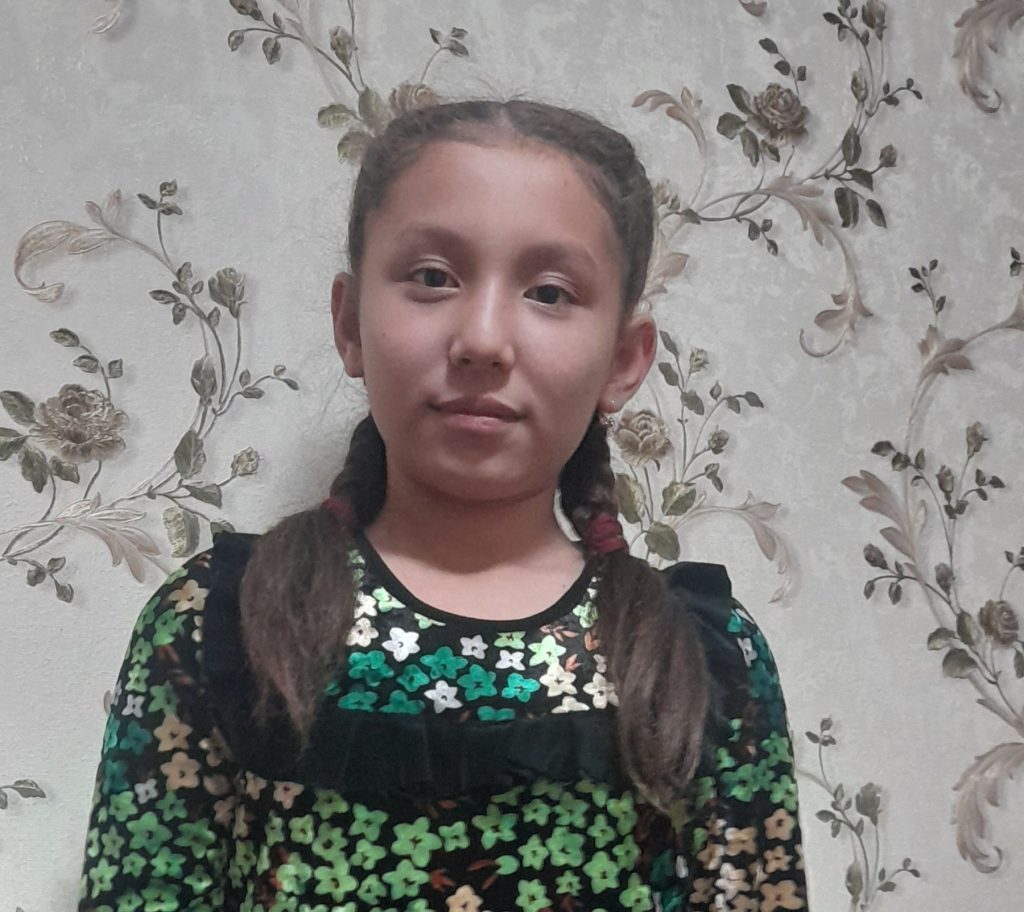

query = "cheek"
362;316;433;376
531;331;617;402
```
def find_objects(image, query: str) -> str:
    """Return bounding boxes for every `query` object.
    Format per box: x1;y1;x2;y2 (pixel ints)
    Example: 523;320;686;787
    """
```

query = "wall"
2;0;1023;908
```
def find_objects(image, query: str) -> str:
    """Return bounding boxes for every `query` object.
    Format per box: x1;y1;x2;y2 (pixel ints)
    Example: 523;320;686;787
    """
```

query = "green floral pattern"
78;535;806;911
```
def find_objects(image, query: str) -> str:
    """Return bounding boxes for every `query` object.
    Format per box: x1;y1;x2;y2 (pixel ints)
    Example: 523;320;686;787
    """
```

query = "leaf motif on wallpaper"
841;470;917;576
632;4;921;356
610;330;794;600
89;0;124;34
5;185;294;601
848;252;1024;870
800;717;922;907
953;0;1024;113
13;190;122;302
0;778;47;812
952;742;1024;873
738;0;768;16
687;493;795;602
44;497;160;584
763;175;832;244
223;0;469;165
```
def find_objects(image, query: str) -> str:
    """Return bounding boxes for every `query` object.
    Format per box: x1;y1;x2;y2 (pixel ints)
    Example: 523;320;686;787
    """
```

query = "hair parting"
238;98;709;812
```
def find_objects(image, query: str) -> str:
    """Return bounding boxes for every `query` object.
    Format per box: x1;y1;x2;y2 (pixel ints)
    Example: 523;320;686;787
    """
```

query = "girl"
79;99;808;911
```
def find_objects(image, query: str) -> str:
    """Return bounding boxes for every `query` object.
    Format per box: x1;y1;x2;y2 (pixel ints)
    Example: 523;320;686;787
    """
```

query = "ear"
598;312;656;414
331;271;364;378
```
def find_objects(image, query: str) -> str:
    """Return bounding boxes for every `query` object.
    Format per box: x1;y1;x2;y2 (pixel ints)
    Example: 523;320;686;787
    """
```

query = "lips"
433;396;523;420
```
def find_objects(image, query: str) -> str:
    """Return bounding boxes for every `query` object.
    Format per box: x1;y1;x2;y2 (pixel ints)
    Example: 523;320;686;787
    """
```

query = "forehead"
363;139;622;272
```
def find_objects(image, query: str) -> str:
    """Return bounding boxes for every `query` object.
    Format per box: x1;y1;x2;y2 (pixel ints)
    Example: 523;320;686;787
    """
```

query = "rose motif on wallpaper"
979;599;1020;644
30;384;128;465
6;183;297;600
613;410;673;467
608;330;794;601
845;250;1024;873
748;83;809;144
634;0;922;357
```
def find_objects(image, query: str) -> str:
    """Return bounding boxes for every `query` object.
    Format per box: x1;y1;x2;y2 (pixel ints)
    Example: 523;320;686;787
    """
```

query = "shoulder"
207;527;261;581
194;529;263;674
128;546;215;643
122;531;261;663
658;559;740;665
657;560;774;668
658;560;787;730
191;529;266;623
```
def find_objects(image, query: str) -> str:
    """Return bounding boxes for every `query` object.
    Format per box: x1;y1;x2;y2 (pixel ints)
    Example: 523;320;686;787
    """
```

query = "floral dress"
78;529;808;911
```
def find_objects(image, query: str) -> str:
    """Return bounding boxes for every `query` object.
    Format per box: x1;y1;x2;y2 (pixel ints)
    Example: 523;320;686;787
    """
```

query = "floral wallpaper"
2;0;1022;909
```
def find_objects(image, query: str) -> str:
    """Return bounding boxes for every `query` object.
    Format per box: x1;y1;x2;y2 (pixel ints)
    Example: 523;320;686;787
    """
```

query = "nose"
447;280;516;371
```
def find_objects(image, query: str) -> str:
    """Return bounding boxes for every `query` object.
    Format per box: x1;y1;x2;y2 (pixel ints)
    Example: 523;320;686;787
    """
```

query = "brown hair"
238;98;709;811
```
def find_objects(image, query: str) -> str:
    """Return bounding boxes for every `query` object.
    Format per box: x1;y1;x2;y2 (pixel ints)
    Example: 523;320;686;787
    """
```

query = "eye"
528;282;576;307
408;266;456;288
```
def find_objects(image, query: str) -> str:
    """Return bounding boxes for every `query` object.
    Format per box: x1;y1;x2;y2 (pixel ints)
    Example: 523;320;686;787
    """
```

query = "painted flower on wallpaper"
7;182;296;598
862;0;888;33
609;330;792;599
29;384;127;465
613;410;672;468
688;348;709;373
748;83;809;144
633;2;922;356
979;599;1019;646
708;429;730;454
845;252;1024;872
207;267;246;318
230;446;260;477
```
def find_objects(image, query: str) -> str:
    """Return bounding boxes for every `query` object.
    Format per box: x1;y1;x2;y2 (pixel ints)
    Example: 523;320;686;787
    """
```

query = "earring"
599;399;615;428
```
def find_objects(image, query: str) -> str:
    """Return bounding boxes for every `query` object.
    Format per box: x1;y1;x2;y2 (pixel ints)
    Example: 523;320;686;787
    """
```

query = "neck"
365;472;579;575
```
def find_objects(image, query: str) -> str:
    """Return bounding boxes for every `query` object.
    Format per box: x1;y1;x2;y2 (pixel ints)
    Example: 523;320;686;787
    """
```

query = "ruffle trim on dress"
201;529;740;796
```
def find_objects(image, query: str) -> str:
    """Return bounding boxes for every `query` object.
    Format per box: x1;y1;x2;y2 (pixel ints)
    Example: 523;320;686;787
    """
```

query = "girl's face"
332;138;655;506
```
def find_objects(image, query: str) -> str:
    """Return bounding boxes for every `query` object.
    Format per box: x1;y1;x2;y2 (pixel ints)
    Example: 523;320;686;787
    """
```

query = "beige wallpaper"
2;0;1023;909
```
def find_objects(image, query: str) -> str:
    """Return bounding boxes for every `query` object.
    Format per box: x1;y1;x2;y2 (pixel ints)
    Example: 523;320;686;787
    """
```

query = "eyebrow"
391;223;600;273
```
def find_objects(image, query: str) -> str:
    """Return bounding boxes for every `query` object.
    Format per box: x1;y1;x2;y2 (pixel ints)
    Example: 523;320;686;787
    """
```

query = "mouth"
432;396;524;422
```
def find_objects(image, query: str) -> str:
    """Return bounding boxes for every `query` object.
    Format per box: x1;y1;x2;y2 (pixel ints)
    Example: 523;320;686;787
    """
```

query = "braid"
328;413;387;529
559;417;620;543
559;416;711;811
239;412;387;747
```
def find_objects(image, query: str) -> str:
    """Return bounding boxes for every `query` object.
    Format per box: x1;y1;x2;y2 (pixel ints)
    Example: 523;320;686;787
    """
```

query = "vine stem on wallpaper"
900;290;1024;734
6;182;297;597
608;330;794;600
634;0;920;359
845;255;1024;872
797;717;921;910
2;5;470;600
